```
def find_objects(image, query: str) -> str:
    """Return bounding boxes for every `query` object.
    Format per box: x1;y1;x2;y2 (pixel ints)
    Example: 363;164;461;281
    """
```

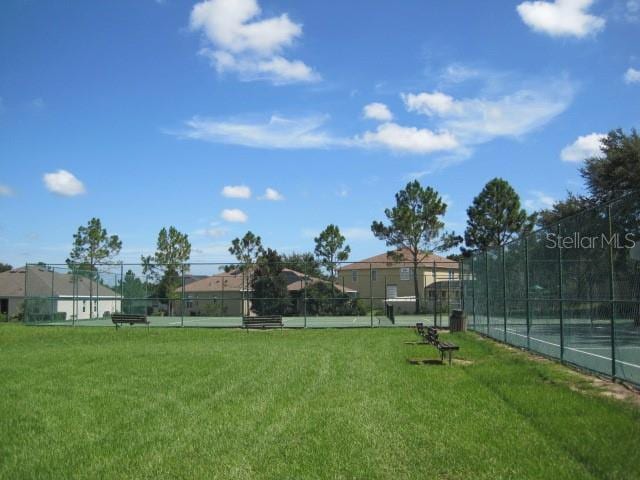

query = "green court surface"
44;314;395;328
40;313;451;329
2;324;640;479
470;316;640;386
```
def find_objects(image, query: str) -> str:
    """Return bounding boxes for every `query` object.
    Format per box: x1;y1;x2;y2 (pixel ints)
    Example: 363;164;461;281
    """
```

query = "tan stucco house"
336;249;459;313
174;268;356;317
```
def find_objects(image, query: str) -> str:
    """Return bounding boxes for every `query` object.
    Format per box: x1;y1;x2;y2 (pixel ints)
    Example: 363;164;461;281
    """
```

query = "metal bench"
242;315;284;332
415;323;459;365
112;313;150;331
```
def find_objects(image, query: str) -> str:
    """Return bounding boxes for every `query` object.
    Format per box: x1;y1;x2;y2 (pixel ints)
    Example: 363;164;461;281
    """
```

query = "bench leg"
449;351;452;366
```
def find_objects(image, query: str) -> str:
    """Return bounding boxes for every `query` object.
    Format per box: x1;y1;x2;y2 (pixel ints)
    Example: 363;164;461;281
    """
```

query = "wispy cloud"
177;115;337;149
401;78;574;145
189;0;320;85
516;0;605;38
43;170;86;197
561;132;605;162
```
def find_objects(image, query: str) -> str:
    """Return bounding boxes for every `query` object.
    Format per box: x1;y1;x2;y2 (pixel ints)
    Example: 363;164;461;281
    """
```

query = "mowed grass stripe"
1;325;639;479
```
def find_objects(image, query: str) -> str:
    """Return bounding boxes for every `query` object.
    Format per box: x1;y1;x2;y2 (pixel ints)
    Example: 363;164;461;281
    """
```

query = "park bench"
242;315;284;332
112;313;150;331
415;323;459;365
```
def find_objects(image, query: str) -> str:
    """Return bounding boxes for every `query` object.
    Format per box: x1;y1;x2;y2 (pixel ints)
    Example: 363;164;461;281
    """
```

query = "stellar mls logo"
545;233;636;249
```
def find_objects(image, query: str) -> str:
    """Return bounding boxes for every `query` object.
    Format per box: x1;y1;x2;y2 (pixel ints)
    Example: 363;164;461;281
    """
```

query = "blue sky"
0;0;639;270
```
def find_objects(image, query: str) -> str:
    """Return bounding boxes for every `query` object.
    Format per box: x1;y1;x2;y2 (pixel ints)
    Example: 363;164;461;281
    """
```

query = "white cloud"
179;114;336;149
516;0;605;38
221;208;248;222
624;67;640;84
402;81;573;144
259;187;284;201
190;0;319;84
205;50;319;85
43;170;86;197
363;102;393;121
561;132;605;162
221;185;251;198
403;92;457;116
524;190;556;211
358;122;458;154
0;184;13;197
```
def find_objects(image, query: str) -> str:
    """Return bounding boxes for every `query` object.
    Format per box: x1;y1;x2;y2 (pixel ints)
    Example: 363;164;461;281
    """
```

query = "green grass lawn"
1;324;639;479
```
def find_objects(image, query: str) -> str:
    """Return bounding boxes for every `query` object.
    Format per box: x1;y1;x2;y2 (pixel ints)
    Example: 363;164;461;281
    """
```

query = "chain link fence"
462;192;640;386
22;259;462;329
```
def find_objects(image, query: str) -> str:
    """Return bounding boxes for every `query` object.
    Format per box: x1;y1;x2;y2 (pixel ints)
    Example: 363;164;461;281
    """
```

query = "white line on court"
495;327;640;369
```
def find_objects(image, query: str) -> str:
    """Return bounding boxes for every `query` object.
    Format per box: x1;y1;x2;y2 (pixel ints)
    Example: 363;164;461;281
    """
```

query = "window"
400;267;412;281
371;269;377;282
448;269;455;281
351;270;358;282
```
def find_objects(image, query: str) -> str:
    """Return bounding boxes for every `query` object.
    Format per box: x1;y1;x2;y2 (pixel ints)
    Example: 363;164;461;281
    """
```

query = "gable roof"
0;267;118;298
180;268;357;294
338;249;458;270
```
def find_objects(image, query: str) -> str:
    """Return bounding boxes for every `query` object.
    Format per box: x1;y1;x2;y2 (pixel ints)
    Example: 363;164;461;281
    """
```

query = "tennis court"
471;315;640;385
44;314;395;328
462;191;640;386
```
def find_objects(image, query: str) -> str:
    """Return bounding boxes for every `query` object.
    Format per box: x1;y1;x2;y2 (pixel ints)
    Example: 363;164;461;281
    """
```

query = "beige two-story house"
336;249;459;313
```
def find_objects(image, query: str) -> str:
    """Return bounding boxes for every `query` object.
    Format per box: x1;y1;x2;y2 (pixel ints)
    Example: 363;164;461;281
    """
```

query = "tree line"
24;128;636;316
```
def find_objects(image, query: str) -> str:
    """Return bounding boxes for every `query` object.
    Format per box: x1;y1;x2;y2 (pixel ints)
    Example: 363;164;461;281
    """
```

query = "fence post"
485;251;490;334
303;262;307;328
96;270;100;320
24;263;29;324
242;269;245;318
120;262;124;314
51;267;55;323
459;260;464;313
471;257;476;328
558;223;564;363
524;237;531;350
221;272;225;319
502;245;507;342
432;261;437;327
369;263;373;327
181;264;185;328
607;204;617;378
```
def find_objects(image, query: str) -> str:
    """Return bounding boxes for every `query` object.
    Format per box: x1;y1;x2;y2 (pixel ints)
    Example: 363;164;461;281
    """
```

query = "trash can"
449;309;467;332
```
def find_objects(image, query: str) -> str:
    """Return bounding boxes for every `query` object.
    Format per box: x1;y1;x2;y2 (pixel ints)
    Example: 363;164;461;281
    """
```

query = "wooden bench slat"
242;315;283;332
414;323;459;365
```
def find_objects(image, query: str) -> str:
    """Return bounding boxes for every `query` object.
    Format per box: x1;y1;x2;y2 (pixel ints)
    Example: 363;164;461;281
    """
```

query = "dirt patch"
452;358;474;366
576;377;640;407
407;357;444;366
407;357;474;367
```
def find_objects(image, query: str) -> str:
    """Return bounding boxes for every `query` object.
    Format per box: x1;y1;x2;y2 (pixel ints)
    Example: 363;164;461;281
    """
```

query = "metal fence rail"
462;192;640;386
